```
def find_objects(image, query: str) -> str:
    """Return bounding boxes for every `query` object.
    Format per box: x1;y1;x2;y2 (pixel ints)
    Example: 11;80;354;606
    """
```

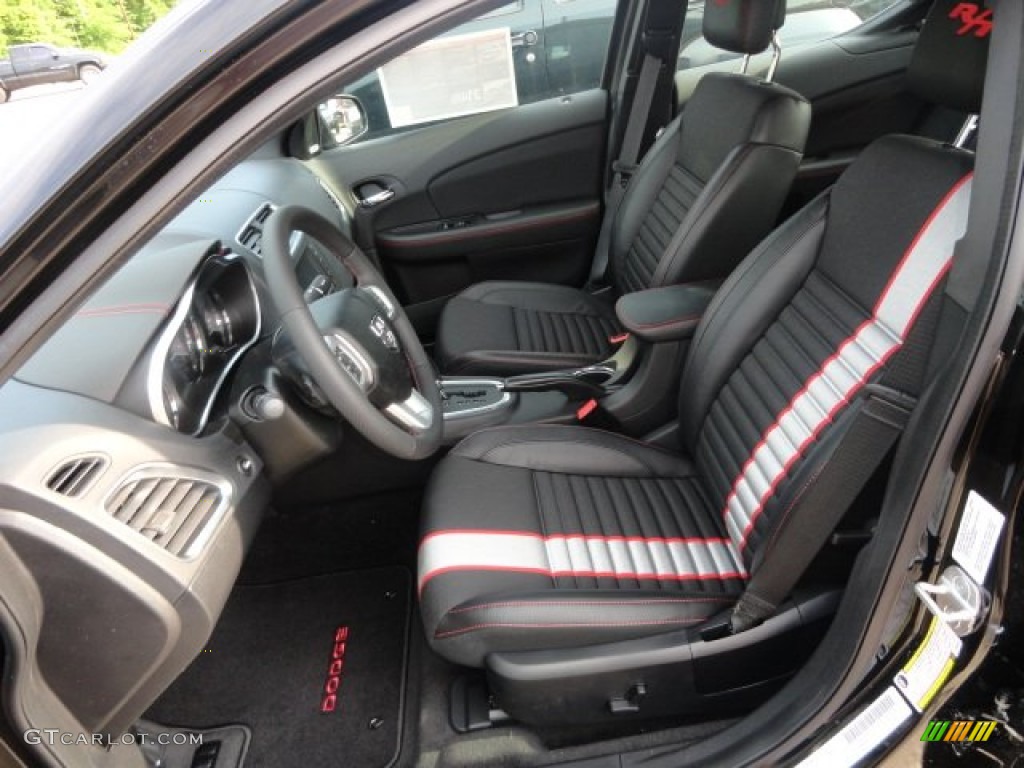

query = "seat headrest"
702;0;786;55
908;0;991;114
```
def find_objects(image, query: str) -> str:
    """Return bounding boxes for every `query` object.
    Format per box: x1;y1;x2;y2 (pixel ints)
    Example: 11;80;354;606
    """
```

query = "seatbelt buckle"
576;398;620;431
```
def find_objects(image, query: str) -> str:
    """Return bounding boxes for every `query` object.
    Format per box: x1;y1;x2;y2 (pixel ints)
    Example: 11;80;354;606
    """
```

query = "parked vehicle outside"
0;43;106;103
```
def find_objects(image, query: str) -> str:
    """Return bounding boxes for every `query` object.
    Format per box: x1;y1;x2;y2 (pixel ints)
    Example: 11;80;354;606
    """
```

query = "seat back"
608;0;810;295
676;0;990;573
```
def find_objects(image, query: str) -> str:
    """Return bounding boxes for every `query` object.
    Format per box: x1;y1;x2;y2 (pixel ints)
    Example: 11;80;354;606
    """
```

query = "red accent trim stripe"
420;565;746;591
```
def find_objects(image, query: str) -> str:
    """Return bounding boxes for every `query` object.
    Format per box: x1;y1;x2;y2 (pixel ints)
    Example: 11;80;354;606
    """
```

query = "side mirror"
317;96;368;148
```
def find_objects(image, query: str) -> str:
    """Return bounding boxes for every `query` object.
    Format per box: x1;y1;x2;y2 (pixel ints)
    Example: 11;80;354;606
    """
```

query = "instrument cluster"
149;248;261;435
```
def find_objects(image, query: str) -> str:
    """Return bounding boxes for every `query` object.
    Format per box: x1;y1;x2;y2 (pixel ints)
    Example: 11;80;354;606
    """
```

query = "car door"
675;1;945;213
310;0;623;333
26;46;64;87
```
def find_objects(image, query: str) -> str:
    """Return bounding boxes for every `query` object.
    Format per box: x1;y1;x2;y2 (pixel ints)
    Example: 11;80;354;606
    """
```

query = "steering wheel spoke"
384;388;435;433
323;332;374;391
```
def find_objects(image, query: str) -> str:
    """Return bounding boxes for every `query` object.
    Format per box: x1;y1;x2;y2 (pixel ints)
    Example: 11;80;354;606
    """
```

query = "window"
30;46;55;61
339;0;619;144
677;0;903;73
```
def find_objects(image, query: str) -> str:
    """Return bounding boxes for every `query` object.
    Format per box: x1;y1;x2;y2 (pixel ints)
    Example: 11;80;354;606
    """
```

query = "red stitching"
763;461;829;560
629;313;703;330
447;596;734;614
419;529;733;547
419;565;747;592
435;617;704;639
379;204;599;249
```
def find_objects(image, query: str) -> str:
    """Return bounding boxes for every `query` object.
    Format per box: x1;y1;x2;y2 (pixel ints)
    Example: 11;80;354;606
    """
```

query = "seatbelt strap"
589;52;662;285
730;387;915;633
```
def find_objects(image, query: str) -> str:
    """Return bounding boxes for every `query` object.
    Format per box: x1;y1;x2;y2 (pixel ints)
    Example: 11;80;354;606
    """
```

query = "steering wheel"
262;205;442;460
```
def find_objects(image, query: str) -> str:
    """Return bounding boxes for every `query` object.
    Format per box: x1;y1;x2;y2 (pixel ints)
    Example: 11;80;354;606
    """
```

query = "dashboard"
14;137;354;437
0;135;360;737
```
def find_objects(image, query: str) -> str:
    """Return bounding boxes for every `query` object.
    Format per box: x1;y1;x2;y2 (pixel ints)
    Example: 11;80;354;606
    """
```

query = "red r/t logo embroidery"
949;3;994;38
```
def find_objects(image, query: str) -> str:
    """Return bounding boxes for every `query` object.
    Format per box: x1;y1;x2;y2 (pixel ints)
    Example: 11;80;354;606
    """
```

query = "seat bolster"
609;119;682;287
451;424;694;477
432;590;731;667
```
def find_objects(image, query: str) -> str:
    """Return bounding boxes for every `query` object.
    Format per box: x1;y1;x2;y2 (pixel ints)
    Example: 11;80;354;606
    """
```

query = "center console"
438;337;642;444
438;281;721;444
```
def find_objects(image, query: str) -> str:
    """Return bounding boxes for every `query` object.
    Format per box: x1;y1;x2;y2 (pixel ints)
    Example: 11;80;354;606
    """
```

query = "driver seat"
418;0;986;718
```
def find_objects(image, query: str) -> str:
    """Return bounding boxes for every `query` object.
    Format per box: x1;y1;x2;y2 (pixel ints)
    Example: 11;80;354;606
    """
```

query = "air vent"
45;455;107;497
105;473;228;558
236;202;275;257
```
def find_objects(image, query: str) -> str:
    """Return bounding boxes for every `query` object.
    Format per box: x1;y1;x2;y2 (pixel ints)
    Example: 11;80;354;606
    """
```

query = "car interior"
0;0;1004;767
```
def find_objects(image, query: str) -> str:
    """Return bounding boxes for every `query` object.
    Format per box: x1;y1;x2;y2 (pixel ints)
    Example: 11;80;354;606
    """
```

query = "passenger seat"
435;0;811;376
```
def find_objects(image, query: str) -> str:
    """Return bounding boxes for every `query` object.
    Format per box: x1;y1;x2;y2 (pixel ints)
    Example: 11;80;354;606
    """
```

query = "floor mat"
147;567;411;768
238;491;421;585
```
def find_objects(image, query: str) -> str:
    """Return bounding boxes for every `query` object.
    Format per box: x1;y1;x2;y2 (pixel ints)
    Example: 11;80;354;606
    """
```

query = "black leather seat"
435;0;811;376
419;0;986;670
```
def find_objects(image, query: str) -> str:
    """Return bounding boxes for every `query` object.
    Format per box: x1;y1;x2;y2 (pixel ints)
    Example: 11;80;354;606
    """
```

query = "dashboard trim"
146;252;262;436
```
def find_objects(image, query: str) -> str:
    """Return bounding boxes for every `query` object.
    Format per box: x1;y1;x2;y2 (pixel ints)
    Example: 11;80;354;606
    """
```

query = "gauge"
167;313;206;382
197;292;234;349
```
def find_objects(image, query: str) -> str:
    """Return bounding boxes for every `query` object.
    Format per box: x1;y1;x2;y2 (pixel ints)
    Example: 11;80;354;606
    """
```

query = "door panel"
376;200;600;304
313;88;608;320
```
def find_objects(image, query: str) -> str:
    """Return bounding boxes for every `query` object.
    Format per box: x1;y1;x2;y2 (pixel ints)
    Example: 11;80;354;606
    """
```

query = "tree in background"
0;0;177;53
1;0;76;48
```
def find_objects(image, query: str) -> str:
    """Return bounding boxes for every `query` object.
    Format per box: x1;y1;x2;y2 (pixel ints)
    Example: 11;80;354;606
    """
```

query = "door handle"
359;187;395;209
510;30;539;49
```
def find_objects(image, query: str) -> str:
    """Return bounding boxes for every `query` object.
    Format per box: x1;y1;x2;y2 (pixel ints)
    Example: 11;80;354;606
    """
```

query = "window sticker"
951;490;1005;584
378;27;519;128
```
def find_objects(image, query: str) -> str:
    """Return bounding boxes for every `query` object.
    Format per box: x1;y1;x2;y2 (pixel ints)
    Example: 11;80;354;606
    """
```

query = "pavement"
0;81;87;170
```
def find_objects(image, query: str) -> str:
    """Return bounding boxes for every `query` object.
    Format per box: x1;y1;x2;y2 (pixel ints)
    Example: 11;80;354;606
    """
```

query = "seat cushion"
419;425;746;667
434;281;620;376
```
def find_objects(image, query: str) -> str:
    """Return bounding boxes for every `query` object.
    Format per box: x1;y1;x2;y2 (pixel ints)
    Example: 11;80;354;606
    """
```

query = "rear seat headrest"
703;0;786;55
908;0;991;114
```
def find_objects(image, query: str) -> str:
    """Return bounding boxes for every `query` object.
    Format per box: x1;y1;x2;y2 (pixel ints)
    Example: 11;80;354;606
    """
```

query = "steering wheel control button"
369;314;399;353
